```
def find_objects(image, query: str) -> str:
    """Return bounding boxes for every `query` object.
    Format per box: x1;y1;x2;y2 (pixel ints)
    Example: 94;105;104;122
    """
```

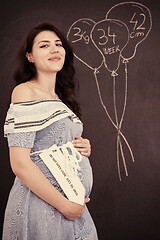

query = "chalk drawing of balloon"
67;18;103;71
90;19;134;181
106;2;152;61
90;19;129;75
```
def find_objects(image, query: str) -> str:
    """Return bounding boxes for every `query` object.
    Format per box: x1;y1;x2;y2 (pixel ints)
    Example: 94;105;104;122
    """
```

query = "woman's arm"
9;146;90;221
72;135;91;157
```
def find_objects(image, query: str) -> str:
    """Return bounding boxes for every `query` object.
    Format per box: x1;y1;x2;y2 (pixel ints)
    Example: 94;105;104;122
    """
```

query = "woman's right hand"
61;198;90;221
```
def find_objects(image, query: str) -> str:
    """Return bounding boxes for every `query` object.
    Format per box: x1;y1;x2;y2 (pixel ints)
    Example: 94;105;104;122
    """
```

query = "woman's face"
27;30;66;74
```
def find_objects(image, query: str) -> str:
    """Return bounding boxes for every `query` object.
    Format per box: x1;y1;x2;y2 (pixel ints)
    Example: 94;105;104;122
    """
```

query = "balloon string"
113;74;129;180
119;136;129;176
94;69;117;128
94;68;134;180
123;62;135;163
116;133;121;181
119;61;128;129
113;75;119;126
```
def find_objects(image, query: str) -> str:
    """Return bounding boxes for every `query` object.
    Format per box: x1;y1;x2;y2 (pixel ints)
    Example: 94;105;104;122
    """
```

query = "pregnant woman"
2;22;98;239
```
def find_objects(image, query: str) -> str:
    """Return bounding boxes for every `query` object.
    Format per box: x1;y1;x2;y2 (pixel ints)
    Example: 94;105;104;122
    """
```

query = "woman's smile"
48;56;61;61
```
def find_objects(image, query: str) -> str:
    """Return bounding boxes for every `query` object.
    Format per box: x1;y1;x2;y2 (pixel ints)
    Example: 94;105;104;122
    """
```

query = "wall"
0;0;160;239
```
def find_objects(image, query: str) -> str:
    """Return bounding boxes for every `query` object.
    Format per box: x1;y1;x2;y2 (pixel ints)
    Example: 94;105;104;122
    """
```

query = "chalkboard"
0;0;160;239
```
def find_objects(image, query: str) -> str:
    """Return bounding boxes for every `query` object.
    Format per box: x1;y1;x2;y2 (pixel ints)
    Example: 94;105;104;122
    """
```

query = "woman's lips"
48;56;61;61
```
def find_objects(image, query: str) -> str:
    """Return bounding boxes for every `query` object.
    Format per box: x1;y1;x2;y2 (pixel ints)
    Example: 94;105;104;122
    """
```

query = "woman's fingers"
74;135;82;140
63;197;90;221
84;197;90;204
72;136;91;157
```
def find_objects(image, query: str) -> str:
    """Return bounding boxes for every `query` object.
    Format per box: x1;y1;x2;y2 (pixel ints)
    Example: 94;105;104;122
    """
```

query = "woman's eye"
40;44;49;48
56;43;63;47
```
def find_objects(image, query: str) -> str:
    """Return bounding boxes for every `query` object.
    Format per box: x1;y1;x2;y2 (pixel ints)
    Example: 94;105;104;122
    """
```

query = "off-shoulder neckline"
10;99;62;105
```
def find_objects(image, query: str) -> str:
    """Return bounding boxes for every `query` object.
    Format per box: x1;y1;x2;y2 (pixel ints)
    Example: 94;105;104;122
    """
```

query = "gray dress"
3;99;98;240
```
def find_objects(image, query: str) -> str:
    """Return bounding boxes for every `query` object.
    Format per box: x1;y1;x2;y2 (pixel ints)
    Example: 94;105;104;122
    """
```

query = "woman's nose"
50;45;59;53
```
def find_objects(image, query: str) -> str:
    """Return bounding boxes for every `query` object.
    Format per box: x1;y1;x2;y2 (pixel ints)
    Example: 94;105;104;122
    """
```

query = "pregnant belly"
32;154;93;198
78;156;93;198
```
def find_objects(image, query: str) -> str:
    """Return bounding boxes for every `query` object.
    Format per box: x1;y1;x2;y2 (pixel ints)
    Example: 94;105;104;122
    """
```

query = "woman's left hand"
72;135;91;157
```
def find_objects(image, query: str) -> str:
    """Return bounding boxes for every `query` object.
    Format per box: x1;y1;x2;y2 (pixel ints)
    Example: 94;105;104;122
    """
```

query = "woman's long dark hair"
14;22;81;118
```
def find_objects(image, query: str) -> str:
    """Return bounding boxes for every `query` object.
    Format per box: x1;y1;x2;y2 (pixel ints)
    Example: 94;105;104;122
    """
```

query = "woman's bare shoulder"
11;82;34;103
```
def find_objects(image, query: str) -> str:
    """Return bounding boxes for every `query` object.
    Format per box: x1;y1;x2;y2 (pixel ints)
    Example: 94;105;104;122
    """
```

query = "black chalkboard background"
0;0;160;239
